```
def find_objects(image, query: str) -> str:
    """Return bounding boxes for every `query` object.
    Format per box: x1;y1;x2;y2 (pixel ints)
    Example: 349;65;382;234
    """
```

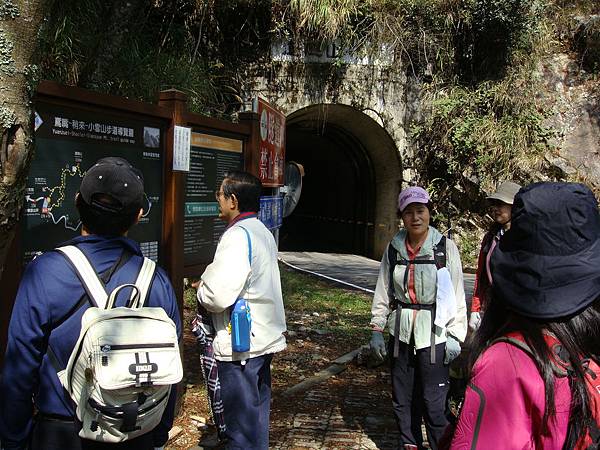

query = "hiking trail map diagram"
22;103;165;266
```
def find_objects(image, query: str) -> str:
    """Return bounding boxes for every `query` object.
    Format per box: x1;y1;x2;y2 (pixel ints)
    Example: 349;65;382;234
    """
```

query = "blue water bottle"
231;297;251;352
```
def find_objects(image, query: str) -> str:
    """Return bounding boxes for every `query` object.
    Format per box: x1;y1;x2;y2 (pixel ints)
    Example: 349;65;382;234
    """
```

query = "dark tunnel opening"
279;121;376;257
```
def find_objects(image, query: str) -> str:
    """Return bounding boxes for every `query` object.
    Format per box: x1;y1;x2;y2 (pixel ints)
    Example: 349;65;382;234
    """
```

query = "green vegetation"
32;0;600;249
183;285;197;310
411;72;555;225
36;0;262;117
182;265;372;343
280;266;372;342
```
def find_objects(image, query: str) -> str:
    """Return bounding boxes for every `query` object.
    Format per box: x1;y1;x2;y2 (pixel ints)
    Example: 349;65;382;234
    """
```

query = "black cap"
79;157;144;214
492;182;600;319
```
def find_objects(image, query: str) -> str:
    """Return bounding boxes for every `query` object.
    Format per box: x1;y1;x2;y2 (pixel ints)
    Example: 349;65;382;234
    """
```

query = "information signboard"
183;132;243;266
22;102;165;266
259;195;283;230
253;98;285;187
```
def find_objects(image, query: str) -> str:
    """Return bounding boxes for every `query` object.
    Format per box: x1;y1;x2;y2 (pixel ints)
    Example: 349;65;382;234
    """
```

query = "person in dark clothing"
0;157;181;450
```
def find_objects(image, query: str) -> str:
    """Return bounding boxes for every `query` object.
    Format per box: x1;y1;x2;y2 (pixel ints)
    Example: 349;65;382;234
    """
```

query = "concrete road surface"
279;251;475;305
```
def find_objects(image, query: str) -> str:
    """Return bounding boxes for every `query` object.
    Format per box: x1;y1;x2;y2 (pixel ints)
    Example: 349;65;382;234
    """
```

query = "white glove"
469;311;482;331
444;335;461;365
369;330;387;361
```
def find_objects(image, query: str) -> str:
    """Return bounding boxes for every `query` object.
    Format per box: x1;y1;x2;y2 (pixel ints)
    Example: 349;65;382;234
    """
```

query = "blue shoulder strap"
236;225;252;265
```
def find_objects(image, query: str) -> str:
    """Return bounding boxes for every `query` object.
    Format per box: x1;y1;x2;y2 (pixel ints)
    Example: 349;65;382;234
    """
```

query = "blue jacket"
0;235;182;449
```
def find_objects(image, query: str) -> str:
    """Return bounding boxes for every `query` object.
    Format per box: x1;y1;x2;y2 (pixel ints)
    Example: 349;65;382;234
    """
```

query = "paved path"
271;367;400;449
268;252;475;449
279;251;475;302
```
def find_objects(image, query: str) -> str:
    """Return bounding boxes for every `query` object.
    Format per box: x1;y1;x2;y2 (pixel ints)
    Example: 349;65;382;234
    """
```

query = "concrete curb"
281;347;362;397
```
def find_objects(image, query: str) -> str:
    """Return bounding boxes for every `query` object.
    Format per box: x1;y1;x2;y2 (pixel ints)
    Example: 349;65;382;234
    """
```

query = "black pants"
29;416;154;450
389;338;449;450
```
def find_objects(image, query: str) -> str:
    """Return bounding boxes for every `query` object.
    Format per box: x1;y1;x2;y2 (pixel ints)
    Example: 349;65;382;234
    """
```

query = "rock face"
542;53;600;191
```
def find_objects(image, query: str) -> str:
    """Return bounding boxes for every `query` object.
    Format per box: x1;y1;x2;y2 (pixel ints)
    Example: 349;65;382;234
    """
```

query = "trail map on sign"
22;103;165;266
25;162;85;232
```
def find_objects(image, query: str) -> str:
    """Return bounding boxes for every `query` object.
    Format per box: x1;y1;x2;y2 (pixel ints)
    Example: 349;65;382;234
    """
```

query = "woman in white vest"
369;186;467;450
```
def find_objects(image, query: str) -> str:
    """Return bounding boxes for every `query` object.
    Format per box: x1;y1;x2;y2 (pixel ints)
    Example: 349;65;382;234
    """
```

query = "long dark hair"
468;295;600;448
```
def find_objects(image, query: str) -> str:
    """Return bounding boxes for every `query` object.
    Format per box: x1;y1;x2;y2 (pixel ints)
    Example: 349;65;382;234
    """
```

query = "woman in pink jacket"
448;182;600;449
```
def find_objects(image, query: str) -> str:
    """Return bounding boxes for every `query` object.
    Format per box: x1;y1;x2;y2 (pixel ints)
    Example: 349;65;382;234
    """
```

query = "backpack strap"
387;235;447;362
47;248;133;405
57;245;109;309
387;243;398;308
433;236;447;269
236;226;252;265
128;258;156;308
388;236;447;305
51;249;133;330
492;331;571;377
229;226;252;322
104;258;156;309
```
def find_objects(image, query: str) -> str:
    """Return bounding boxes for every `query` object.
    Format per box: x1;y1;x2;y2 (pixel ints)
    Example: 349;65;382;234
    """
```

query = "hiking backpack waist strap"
393;301;435;311
392;300;438;364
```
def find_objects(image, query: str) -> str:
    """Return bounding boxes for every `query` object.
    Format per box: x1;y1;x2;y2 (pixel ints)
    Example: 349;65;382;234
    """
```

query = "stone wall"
242;42;413;162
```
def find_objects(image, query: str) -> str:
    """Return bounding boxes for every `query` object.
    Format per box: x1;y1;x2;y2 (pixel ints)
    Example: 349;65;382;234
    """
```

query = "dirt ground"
167;282;371;449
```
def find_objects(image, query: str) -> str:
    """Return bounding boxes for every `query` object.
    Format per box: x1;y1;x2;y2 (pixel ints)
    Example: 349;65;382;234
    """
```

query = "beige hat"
487;181;522;205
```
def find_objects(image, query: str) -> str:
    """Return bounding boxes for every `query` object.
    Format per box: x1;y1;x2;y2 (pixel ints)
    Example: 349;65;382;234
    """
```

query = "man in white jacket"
195;171;286;450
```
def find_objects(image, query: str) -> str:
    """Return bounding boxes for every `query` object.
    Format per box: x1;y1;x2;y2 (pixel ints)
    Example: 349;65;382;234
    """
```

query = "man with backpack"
0;157;182;450
194;171;286;450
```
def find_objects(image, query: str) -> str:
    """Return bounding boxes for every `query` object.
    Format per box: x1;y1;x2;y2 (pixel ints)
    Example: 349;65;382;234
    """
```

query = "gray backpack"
56;245;182;442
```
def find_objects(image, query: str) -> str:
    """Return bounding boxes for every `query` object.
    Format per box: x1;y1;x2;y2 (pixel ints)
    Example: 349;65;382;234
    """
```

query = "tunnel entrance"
280;104;401;260
281;122;374;255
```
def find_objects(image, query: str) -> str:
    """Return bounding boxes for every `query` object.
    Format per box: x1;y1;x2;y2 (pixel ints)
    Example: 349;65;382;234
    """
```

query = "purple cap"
398;186;430;212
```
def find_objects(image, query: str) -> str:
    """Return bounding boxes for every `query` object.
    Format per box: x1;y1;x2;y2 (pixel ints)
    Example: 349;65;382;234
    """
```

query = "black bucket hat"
491;182;600;319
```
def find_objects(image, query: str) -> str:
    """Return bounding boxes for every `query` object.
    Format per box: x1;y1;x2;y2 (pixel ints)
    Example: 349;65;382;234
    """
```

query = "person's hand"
444;335;461;365
468;311;482;331
369;330;387;361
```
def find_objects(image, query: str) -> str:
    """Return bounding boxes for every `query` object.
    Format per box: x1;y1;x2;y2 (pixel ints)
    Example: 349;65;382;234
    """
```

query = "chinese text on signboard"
183;132;244;266
253;98;285;187
25;103;164;265
258;195;283;230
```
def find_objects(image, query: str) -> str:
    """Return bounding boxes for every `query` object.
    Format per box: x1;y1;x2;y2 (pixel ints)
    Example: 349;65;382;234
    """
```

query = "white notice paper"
173;126;191;172
434;267;457;328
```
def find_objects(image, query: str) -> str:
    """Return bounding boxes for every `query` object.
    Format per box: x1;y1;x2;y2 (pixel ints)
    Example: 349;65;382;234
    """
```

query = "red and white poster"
253;97;285;187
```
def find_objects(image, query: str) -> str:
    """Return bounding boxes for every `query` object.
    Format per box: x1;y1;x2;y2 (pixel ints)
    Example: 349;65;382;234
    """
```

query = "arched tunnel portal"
280;104;402;260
